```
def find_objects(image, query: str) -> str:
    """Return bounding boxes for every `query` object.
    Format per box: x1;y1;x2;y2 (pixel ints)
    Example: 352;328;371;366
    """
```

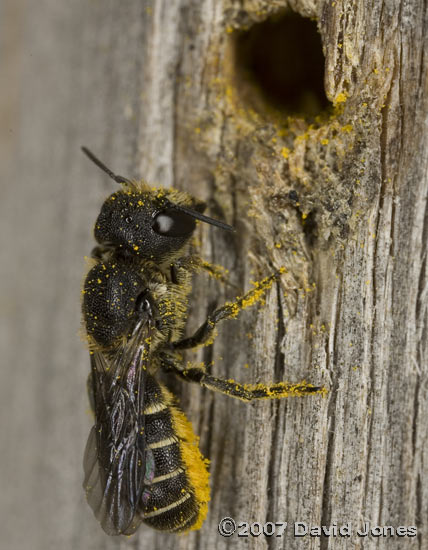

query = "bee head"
82;147;234;262
94;189;205;261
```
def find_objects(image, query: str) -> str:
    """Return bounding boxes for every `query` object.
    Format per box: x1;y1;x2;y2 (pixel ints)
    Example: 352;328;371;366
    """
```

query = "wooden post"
1;1;426;549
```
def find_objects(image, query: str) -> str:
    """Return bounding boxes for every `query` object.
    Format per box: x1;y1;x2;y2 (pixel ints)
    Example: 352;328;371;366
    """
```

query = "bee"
81;147;325;536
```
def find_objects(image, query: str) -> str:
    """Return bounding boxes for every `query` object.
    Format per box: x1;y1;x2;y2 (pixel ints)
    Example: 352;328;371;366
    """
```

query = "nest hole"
234;11;330;118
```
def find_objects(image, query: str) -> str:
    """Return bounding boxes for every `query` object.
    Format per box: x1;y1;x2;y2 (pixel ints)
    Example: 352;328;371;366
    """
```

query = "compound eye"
152;208;196;237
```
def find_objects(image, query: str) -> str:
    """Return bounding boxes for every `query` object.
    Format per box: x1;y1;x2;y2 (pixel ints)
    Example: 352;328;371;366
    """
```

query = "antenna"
81;146;234;232
81;146;133;185
173;204;235;232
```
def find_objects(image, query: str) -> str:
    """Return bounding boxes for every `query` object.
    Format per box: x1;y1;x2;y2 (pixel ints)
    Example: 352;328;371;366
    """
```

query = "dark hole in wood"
235;12;330;117
302;210;318;247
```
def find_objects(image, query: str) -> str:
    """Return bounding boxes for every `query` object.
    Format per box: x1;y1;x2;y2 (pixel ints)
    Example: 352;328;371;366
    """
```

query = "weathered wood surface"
0;1;426;549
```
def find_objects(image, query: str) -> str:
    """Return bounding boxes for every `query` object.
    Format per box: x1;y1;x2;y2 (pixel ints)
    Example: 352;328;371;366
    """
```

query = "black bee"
81;147;324;536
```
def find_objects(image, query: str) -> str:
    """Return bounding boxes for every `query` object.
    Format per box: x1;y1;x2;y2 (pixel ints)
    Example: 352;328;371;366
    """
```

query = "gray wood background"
0;1;426;549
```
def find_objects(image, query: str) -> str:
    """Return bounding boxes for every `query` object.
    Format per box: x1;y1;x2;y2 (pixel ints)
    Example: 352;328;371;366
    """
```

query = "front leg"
172;270;284;350
170;255;233;286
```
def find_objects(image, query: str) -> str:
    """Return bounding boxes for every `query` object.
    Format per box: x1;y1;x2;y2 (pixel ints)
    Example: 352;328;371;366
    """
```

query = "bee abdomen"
141;376;210;532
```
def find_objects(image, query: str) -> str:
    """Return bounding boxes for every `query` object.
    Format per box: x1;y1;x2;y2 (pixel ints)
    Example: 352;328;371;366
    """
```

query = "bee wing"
83;321;153;535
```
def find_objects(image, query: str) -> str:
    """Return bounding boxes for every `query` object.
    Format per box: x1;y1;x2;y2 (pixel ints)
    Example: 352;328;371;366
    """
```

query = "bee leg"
172;255;233;286
168;256;218;285
161;359;325;400
172;270;283;350
197;260;236;287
